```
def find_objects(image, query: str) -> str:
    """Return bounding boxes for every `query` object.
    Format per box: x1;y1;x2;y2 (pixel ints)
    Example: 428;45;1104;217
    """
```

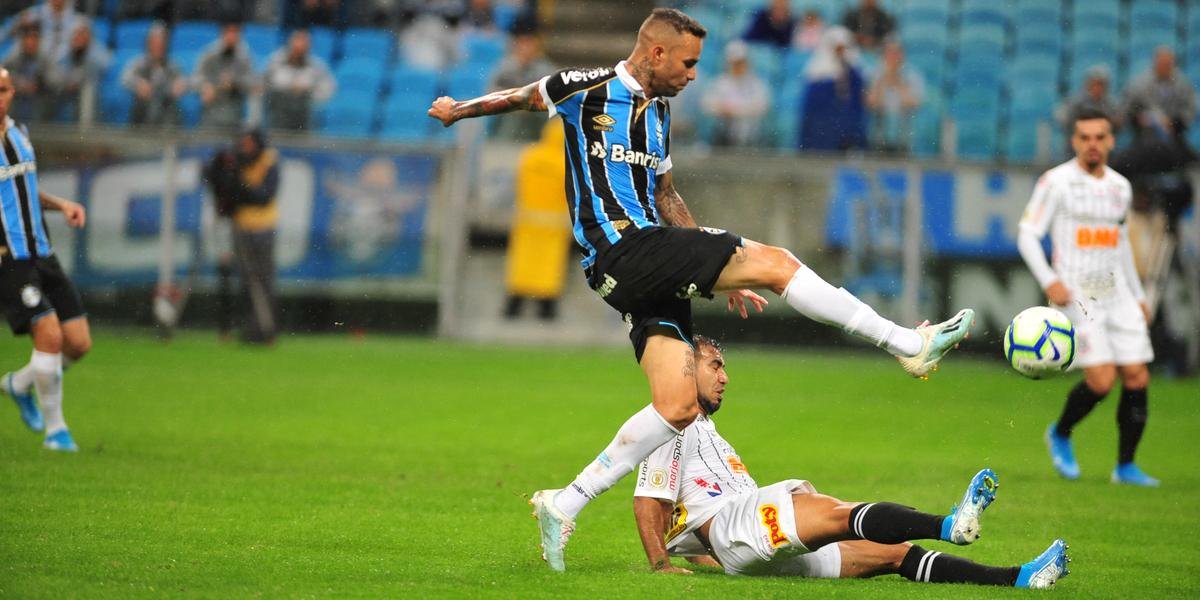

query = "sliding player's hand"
726;289;767;319
60;200;86;228
427;96;458;127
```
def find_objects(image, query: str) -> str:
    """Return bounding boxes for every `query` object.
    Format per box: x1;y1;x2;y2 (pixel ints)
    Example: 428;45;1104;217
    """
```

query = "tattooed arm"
654;171;698;228
427;81;546;127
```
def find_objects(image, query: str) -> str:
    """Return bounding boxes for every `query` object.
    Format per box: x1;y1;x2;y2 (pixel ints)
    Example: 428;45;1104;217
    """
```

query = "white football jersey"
634;414;759;552
1019;159;1144;303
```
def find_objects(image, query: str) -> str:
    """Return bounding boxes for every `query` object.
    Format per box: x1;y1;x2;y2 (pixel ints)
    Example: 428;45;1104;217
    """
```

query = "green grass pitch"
1;331;1198;598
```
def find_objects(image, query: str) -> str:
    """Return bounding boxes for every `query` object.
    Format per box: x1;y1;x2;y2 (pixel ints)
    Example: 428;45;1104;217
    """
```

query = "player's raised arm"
427;80;546;128
633;495;690;574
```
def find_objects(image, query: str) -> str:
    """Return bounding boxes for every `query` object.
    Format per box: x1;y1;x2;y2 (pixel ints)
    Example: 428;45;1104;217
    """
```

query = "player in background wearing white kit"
1017;108;1159;487
632;336;1070;589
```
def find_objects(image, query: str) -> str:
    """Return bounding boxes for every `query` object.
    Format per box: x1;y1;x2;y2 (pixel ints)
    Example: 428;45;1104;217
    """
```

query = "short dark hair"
1072;107;1112;131
646;8;707;39
692;334;723;355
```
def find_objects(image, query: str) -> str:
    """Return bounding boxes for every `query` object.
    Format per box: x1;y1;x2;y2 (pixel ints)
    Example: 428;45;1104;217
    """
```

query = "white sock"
781;265;923;357
554;404;681;519
30;351;66;434
10;361;35;393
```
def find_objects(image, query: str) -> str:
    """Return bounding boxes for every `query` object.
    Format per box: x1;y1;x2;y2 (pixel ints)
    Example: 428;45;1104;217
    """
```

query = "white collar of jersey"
0;116;11;135
615;61;648;99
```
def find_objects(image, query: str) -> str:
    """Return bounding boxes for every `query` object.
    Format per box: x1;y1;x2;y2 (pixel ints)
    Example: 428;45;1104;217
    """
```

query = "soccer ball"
1004;307;1076;379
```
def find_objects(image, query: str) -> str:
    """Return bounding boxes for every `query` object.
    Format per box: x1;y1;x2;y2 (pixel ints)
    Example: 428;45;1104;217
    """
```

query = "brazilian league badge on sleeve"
700;227;727;235
20;285;42;308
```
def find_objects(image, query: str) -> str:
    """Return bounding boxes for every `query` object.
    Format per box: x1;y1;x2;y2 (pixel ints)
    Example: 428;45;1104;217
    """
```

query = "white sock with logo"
30;350;66;434
10;360;35;394
554;404;680;520
782;265;923;357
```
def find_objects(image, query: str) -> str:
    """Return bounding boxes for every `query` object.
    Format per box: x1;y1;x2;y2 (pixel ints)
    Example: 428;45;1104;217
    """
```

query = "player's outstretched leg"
2;370;43;432
1015;539;1071;589
942;468;999;545
529;489;575;572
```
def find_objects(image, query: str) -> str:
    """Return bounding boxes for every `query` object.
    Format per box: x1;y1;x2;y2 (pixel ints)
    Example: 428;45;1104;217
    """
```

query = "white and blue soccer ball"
1004;306;1076;379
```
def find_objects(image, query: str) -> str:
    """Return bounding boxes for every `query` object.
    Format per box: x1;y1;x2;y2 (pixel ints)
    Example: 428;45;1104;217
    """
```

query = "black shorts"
0;254;86;335
587;226;742;361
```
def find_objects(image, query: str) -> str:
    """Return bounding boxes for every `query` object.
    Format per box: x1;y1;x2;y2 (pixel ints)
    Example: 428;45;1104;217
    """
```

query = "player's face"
1071;118;1114;170
0;71;13;119
650;34;702;97
695;345;728;415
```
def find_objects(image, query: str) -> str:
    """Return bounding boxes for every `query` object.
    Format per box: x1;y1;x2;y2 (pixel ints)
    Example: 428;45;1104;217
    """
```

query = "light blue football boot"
43;428;78;452
2;372;43;432
1016;539;1070;589
1045;424;1081;480
1111;463;1160;487
898;309;976;378
529;489;575;572
941;468;999;545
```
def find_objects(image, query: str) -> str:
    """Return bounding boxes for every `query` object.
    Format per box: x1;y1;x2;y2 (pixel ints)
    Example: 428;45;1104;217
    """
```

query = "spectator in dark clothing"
284;0;343;29
1056;65;1122;137
842;0;894;52
47;20;110;122
742;0;795;49
122;22;188;126
1;21;51;122
799;26;866;151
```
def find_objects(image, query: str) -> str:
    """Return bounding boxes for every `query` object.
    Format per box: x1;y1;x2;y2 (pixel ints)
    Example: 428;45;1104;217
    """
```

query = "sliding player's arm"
633;495;691;574
427;81;546;128
38;190;86;228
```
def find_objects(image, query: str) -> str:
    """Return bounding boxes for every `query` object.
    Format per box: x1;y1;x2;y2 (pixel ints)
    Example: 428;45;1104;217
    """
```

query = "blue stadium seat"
115;19;153;51
911;91;944;158
1129;1;1177;32
307;26;339;64
1190;8;1200;41
337;57;386;95
688;6;724;41
745;42;783;81
319;91;377;137
380;93;435;142
449;61;496;91
91;17;112;49
951;88;1000;120
1071;0;1119;20
242;23;280;64
1008;59;1058;91
901;21;949;48
1004;121;1040;163
959;0;1009;28
959;22;1006;50
1014;0;1061;27
461;32;505;64
903;0;951;25
956;117;999;160
341;27;393;63
493;2;520;32
171;49;202;73
1070;5;1118;33
1009;85;1056;121
172;21;219;54
179;92;201;127
444;70;487;100
389;67;439;98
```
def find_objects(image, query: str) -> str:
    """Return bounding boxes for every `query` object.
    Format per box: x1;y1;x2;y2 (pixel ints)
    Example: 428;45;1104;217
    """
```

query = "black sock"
1054;381;1106;438
847;502;944;544
900;545;1020;586
1117;387;1149;464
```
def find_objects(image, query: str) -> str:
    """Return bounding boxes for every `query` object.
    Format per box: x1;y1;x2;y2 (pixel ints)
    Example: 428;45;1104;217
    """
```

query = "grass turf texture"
1;330;1198;598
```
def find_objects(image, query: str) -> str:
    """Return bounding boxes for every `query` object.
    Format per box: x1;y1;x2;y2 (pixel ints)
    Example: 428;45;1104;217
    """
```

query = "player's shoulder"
543;66;618;102
1036;160;1077;189
1104;166;1132;189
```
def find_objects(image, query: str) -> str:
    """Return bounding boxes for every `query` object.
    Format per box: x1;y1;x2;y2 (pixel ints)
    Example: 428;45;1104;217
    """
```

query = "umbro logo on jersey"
590;141;607;159
592;114;616;132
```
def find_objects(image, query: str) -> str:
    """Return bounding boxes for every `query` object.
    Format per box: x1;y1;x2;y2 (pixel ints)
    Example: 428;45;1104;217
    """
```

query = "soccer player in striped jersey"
428;8;974;570
0;67;91;452
632;336;1069;589
1018;108;1159;487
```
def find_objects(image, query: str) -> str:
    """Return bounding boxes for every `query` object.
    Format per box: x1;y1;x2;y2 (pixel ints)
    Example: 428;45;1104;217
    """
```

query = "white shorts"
1054;294;1154;369
708;479;842;578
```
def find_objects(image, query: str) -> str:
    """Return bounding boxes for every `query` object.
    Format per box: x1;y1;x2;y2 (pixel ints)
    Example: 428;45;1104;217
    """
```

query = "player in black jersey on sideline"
0;67;91;452
428;8;974;571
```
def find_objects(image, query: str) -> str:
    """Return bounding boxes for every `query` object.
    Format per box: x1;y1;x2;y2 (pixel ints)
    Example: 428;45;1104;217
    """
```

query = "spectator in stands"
488;20;555;141
47;20;109;122
701;40;770;147
462;0;497;31
284;0;343;28
799;26;866;152
0;0;84;60
262;29;335;132
792;8;825;51
195;21;256;130
1;20;51;122
122;22;187;126
1056;65;1121;137
742;0;795;49
866;39;923;153
841;0;894;52
1121;46;1196;146
399;2;463;70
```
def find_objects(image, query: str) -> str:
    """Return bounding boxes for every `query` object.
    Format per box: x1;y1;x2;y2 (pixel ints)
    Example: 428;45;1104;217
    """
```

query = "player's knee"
759;245;802;291
653;397;699;430
1121;366;1150;390
32;325;63;354
65;335;92;361
1085;368;1117;396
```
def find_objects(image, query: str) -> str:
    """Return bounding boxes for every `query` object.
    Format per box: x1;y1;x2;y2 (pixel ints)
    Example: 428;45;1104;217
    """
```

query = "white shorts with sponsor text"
708;479;841;578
